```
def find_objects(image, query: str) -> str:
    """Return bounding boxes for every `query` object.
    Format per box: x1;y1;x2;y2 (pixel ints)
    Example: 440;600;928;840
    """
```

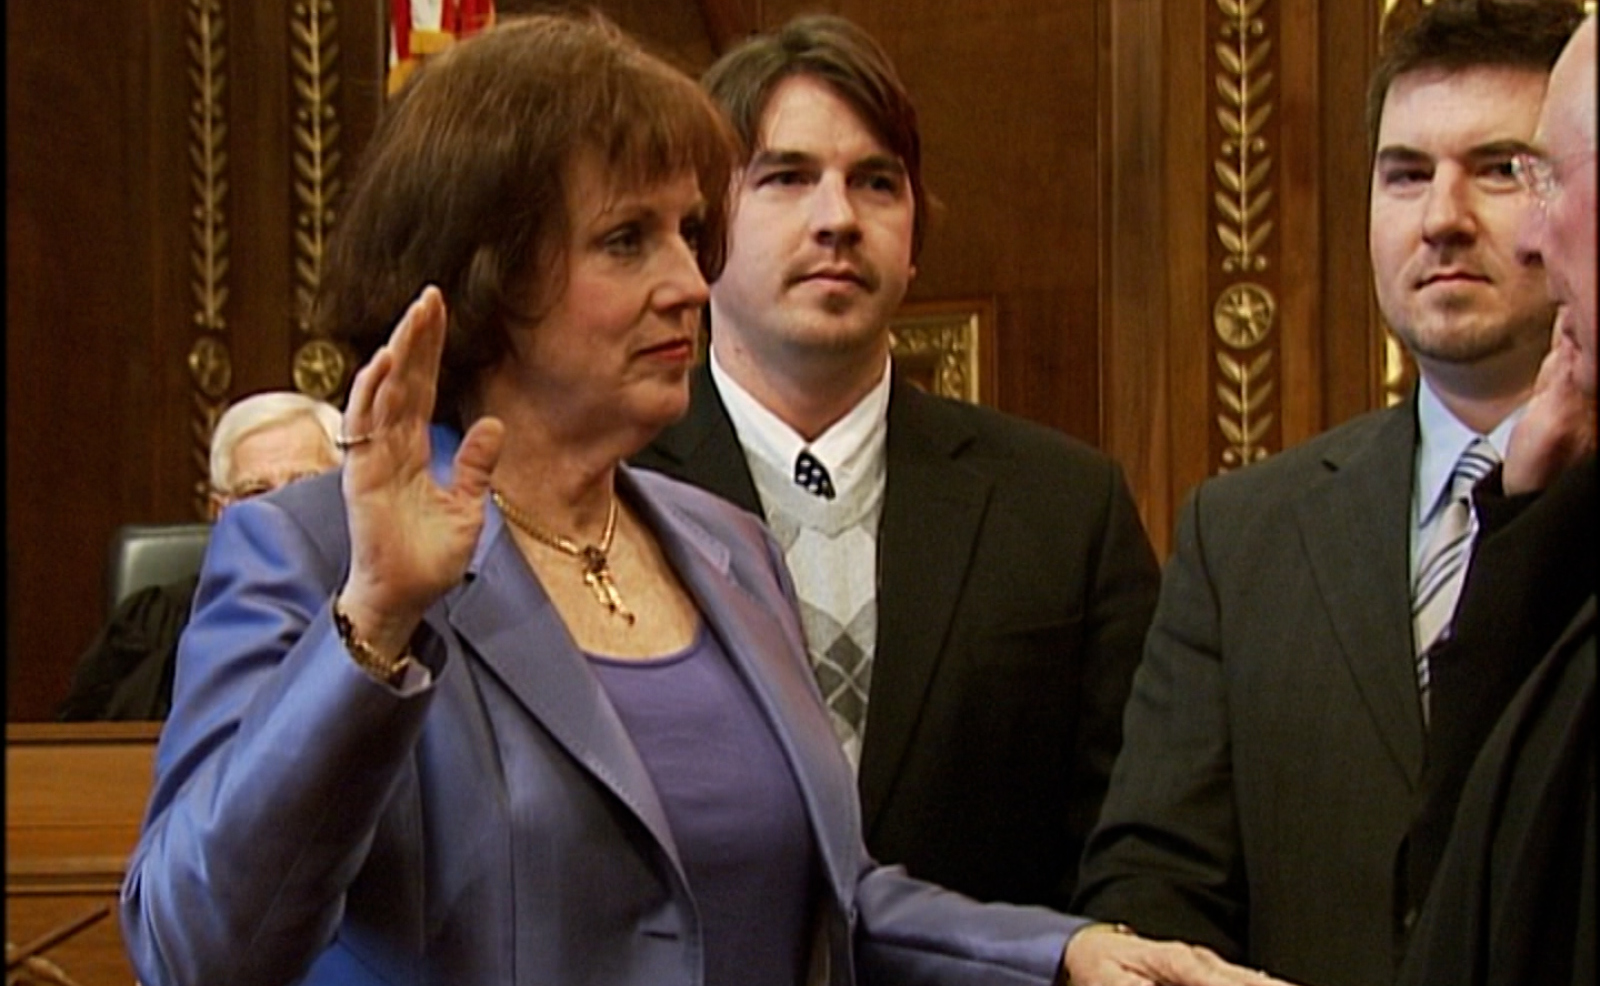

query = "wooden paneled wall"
1105;0;1388;549
9;0;381;722
6;0;1388;721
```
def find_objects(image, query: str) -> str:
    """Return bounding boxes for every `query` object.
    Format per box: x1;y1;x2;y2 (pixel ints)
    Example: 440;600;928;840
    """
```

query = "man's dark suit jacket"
1074;401;1427;986
1398;457;1596;986
1399;599;1595;986
1403;455;1598;918
632;363;1160;910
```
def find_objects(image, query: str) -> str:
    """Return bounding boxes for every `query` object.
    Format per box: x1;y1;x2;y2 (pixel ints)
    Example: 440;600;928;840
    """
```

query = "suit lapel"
1293;403;1424;781
438;512;685;874
637;363;765;516
626;471;860;906
440;473;858;909
859;381;991;832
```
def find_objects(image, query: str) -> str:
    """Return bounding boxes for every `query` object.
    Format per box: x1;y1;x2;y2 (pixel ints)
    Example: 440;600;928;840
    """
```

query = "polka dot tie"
794;449;836;500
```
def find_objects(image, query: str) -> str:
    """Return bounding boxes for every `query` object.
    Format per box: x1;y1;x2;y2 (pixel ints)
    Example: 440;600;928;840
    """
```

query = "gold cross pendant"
581;550;636;625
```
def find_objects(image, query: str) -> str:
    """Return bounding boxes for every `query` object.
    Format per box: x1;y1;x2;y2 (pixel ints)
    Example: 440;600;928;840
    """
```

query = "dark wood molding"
1101;0;1178;556
1320;0;1387;426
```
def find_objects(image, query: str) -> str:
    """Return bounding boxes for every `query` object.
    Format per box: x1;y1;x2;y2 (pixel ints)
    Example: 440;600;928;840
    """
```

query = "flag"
388;0;496;96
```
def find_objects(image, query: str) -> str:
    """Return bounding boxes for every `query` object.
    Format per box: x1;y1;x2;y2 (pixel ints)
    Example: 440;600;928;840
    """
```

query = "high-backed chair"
105;523;211;616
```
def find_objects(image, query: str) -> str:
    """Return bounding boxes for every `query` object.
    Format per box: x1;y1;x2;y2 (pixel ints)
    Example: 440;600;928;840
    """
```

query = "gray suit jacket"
634;365;1159;910
1074;401;1422;986
121;427;1082;986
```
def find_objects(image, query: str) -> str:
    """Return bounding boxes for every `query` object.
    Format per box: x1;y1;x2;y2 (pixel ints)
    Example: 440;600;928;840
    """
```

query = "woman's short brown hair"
315;12;736;427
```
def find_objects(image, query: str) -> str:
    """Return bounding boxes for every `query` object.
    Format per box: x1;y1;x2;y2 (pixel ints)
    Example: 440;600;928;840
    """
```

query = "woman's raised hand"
335;286;505;657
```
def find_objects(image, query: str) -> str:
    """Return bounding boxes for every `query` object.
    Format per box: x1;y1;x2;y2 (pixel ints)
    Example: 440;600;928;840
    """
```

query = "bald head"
1549;16;1596;147
1520;15;1597;395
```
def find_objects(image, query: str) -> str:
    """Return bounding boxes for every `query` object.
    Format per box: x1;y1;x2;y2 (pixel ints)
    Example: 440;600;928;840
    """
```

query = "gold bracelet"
332;601;414;687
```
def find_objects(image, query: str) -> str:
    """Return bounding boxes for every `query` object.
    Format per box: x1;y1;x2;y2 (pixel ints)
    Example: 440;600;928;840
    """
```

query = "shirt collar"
1414;378;1524;527
710;349;891;498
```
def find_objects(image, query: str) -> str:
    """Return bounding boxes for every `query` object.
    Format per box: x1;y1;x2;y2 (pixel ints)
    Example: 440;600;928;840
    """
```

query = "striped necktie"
1412;437;1499;721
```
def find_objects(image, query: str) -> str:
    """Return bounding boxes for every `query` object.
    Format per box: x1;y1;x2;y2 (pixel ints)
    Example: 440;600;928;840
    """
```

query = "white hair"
208;391;343;492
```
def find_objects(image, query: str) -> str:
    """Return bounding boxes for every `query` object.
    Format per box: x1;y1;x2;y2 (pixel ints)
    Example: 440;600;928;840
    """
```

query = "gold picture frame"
889;298;997;405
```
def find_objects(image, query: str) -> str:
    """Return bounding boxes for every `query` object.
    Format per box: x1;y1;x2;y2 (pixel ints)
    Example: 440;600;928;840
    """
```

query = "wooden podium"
6;722;160;985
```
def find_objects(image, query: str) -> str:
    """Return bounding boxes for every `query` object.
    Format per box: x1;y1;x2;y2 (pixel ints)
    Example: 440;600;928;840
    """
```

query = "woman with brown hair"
120;13;1285;986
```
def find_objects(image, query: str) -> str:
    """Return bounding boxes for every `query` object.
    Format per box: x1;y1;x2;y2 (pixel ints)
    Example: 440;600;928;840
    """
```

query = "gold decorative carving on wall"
1208;0;1281;472
186;0;231;516
292;337;348;397
1214;285;1276;468
887;299;996;404
1383;332;1409;406
1215;347;1276;468
187;336;230;398
289;0;348;401
1213;282;1275;349
1214;0;1273;274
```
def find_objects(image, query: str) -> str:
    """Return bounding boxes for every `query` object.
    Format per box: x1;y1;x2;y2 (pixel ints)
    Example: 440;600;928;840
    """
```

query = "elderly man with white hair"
204;389;344;514
57;390;343;720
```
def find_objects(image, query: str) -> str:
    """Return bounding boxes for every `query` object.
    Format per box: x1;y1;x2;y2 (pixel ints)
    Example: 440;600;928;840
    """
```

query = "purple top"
589;627;819;986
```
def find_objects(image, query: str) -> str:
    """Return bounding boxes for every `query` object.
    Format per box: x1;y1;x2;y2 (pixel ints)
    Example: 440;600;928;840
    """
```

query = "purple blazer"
120;426;1082;986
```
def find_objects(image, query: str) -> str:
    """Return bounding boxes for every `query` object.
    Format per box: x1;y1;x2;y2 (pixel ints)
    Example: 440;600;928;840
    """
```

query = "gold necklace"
491;488;636;626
